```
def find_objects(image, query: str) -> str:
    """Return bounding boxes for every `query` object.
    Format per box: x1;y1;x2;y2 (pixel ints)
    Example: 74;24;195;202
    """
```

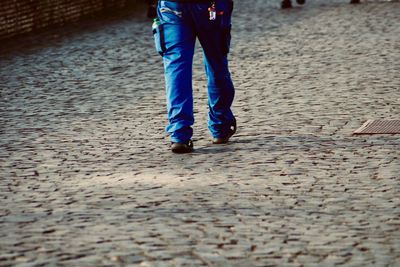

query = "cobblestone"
1;0;399;266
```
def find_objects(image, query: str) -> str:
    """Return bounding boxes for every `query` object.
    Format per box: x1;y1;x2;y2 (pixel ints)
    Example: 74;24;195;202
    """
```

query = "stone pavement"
0;0;399;266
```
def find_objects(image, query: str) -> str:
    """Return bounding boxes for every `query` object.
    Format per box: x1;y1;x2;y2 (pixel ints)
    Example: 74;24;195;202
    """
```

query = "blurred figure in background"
281;0;306;9
147;0;157;18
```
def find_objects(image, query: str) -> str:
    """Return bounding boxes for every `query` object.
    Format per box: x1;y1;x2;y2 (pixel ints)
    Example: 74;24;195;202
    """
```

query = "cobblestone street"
1;0;399;266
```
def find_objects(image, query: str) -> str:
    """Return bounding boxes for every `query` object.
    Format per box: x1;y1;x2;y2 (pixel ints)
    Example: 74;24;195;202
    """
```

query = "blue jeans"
153;0;236;143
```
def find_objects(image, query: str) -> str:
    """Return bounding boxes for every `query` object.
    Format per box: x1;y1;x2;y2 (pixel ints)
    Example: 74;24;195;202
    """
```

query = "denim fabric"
154;0;235;143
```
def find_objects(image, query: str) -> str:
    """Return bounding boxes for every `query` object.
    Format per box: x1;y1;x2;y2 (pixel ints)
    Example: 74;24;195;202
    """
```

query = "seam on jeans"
159;24;167;53
160;7;183;17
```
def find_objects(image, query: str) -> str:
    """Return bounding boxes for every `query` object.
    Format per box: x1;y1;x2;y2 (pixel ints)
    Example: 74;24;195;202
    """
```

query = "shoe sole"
171;146;193;153
212;137;230;144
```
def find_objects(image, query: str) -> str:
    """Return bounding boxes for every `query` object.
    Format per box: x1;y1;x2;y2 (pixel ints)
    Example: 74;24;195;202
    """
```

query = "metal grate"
353;120;400;135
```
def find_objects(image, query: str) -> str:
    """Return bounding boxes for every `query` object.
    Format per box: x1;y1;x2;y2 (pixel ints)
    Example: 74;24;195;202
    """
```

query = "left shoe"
296;0;306;5
212;120;237;144
171;140;194;154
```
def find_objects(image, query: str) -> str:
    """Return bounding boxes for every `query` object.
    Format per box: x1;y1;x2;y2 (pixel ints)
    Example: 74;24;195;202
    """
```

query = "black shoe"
350;0;360;4
281;0;292;9
212;120;237;144
171;140;194;154
296;0;306;5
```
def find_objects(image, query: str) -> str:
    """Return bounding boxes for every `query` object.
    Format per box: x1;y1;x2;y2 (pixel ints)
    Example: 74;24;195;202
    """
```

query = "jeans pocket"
218;0;233;27
152;20;166;56
159;1;183;23
217;0;233;54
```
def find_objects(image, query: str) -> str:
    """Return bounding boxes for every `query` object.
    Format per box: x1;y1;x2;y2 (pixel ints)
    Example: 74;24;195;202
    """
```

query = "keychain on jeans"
208;1;216;20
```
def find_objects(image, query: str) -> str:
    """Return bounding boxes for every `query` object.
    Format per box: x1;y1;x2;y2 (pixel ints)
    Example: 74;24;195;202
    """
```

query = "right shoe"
212;120;237;144
171;140;194;154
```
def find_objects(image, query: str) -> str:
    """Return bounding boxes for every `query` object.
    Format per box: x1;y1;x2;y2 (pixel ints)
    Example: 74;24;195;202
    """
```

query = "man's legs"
156;1;196;144
194;0;236;140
